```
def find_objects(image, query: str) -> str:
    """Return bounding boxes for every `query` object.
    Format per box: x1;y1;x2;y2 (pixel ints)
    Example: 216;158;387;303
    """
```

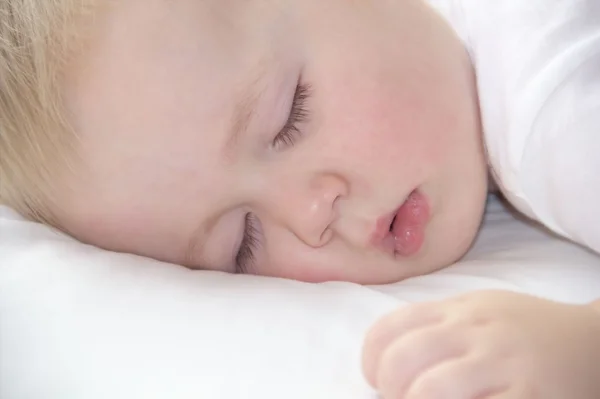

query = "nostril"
319;228;334;246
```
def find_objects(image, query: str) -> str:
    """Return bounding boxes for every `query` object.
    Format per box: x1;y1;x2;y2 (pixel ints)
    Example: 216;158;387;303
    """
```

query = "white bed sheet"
1;197;600;399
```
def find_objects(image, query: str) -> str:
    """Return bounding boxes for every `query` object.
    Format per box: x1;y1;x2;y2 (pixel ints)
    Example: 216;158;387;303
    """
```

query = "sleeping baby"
2;0;600;397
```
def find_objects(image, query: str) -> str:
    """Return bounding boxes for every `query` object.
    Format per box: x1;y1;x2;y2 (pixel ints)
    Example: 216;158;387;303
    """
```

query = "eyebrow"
223;64;268;159
183;213;220;268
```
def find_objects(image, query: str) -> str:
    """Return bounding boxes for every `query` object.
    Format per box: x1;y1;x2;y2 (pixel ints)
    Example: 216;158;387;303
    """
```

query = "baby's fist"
362;290;600;399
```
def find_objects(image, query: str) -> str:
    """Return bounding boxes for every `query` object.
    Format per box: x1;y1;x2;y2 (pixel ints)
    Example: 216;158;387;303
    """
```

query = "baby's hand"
362;290;600;399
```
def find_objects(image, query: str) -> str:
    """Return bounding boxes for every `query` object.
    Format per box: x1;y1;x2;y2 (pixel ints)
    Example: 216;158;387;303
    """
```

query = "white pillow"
1;197;599;399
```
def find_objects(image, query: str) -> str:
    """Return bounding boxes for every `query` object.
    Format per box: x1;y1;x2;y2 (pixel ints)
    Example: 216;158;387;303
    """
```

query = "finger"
377;324;468;399
404;354;510;399
363;304;445;387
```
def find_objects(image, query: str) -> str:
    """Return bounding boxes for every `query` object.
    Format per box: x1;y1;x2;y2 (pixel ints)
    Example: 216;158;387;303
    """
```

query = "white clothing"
429;0;600;254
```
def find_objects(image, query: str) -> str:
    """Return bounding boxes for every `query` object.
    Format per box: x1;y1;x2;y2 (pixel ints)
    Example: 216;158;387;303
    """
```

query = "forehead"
65;0;273;172
67;0;290;127
95;0;283;54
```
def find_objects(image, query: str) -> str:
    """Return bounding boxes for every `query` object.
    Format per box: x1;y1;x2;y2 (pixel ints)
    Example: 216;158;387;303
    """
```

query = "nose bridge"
264;169;348;248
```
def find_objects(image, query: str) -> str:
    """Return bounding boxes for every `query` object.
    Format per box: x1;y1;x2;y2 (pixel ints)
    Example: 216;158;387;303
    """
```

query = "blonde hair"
0;0;92;225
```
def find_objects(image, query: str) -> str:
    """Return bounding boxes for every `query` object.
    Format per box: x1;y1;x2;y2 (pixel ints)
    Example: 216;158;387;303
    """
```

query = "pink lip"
371;190;431;257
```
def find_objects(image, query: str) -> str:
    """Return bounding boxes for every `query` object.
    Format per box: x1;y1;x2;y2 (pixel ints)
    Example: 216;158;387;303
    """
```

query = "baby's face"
57;0;488;284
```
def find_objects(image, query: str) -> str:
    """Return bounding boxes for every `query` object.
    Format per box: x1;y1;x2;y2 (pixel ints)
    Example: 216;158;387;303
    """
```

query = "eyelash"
235;83;311;273
235;213;260;274
271;83;311;150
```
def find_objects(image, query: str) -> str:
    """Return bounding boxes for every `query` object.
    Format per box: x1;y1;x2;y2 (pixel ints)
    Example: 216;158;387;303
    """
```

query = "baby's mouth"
389;215;397;232
372;190;431;258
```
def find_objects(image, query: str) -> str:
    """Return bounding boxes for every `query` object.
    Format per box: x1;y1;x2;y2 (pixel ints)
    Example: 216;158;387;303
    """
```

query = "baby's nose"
275;173;348;248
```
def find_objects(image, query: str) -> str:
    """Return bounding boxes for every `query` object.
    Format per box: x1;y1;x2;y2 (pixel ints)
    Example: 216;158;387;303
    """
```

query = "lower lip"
383;190;430;257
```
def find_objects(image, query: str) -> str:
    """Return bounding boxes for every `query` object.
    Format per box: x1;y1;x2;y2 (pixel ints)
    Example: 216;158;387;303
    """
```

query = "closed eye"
235;213;261;274
272;82;311;150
